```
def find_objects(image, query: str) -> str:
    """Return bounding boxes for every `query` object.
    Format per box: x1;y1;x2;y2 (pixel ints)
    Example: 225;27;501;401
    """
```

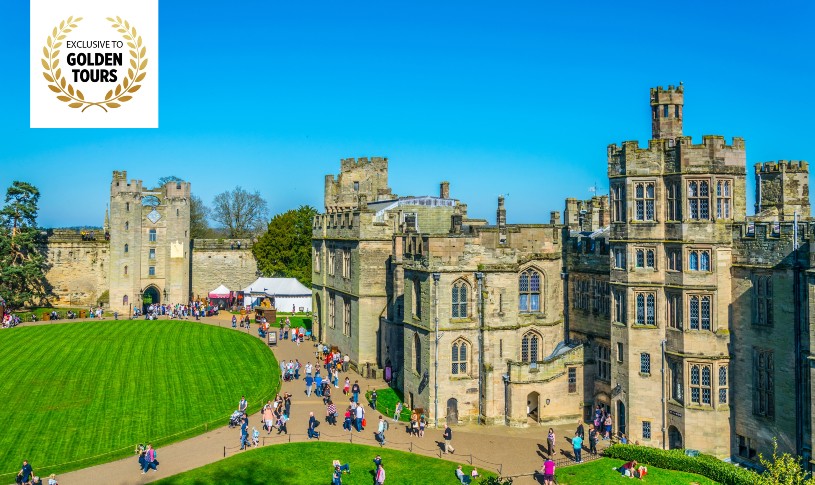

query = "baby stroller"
228;410;243;428
283;371;294;382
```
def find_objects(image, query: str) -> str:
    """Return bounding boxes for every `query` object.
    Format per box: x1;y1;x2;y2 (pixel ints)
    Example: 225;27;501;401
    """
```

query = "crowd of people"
136;302;220;320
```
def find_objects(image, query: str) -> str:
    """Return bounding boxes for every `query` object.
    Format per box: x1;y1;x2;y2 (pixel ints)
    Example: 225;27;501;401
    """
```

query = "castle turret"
755;161;811;220
650;83;684;141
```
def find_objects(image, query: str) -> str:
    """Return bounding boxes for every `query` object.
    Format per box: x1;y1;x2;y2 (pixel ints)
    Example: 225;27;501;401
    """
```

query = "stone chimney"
497;196;507;244
440;181;450;199
550;211;560;225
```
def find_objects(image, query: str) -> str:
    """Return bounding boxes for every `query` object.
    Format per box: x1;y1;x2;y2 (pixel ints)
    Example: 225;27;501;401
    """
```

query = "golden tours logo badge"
41;16;148;112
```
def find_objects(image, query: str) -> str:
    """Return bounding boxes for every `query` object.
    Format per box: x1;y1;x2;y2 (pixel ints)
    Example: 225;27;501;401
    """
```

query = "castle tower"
650;83;684;140
324;157;394;212
755;161;811;220
108;171;191;314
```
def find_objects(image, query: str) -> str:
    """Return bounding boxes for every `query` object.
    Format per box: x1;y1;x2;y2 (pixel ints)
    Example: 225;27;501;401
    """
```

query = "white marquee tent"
242;277;312;312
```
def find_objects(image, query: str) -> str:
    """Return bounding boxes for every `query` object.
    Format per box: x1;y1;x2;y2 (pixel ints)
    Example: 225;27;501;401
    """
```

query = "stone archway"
527;391;540;423
616;400;626;437
142;285;160;313
446;398;459;425
669;426;683;449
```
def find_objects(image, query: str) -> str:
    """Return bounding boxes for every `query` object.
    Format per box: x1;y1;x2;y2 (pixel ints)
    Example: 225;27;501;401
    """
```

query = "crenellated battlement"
755;160;809;174
110;170;143;194
340;156;388;171
608;135;746;177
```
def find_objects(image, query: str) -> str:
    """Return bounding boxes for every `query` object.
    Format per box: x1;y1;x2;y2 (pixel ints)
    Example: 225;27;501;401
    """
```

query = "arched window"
123;295;129;305
125;221;129;230
519;268;542;313
452;281;468;318
521;331;540;363
414;333;422;374
700;252;710;271
124;265;128;275
125;202;130;211
124;243;128;253
452;339;469;375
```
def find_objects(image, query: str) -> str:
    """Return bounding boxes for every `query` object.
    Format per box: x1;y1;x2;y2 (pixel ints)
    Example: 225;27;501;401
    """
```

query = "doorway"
447;398;459;425
142;285;160;313
616;400;626;437
669;426;683;449
527;392;540;423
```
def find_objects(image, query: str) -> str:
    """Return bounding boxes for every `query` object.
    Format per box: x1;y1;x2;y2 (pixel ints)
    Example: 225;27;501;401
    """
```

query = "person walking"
308;412;320;439
355;401;365;432
343;353;350;372
238;395;248;414
376;415;388;445
547;428;556;457
541;457;556;485
240;417;250;450
351;380;360;403
371;390;378;410
263;405;274;434
343;377;350;396
589;425;598;455
374;463;386;484
305;374;314;397
576;420;585;439
572;431;583;463
326;400;338;425
443;424;455;454
393;401;402;421
17;460;33;485
142;444;158;473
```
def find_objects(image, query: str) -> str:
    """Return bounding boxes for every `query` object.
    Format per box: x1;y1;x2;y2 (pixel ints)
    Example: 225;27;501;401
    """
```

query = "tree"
0;182;49;309
211;187;269;238
756;439;815;485
189;195;211;239
253;205;318;286
157;175;183;187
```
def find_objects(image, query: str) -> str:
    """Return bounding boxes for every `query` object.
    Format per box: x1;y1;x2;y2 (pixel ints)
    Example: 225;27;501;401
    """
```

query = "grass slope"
0;320;279;479
366;387;412;421
556;458;718;485
154;442;491;485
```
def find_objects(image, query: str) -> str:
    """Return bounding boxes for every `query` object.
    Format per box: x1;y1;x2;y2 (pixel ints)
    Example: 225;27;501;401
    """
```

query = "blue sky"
1;1;812;227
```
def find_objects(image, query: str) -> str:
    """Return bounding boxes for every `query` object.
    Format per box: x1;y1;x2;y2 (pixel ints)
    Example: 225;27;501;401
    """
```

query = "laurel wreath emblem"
42;16;148;112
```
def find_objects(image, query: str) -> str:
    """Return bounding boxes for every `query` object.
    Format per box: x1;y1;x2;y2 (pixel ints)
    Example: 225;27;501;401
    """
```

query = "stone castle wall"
190;239;258;299
43;230;110;307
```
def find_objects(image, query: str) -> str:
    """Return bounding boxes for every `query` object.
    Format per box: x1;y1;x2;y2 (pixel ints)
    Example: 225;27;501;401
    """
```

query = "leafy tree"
756;439;815;485
189;195;211;239
211;187;269;238
0;182;49;309
253;205;317;286
157;175;183;187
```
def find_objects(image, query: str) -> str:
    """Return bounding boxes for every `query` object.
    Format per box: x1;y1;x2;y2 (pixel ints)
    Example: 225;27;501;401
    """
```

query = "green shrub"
604;444;758;485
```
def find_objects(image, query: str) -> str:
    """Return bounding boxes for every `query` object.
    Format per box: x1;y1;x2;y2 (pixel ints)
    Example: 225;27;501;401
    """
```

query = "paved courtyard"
19;313;605;484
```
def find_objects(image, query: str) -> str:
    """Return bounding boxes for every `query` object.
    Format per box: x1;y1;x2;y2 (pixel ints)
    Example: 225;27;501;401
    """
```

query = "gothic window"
688;249;711;271
343;300;351;336
519;268;542;313
342;250;351;279
688;180;710;220
314;248;321;273
689;363;712;406
667;248;681;271
640;353;651;375
452;281;469;318
521;331;540;363
568;367;577;393
613;289;626;324
613;247;625;269
702;366;712;404
642;421;652;440
666;182;681;221
123;295;129;305
452;339;469;375
688;295;711;331
753;275;773;326
414;333;422;373
670;359;683;403
754;349;774;418
719;365;728;404
412;279;422;318
611;185;625;222
716;180;732;219
635;292;656;325
124;243;129;253
329;294;336;328
667;293;682;329
597;345;611;381
634;182;655;221
149;229;157;242
616;342;624;363
635;248;655;269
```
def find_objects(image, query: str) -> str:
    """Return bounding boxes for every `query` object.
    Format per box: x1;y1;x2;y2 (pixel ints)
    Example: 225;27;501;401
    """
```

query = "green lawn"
0;320;279;480
275;313;312;331
366;387;412;421
154;442;492;484
556;457;718;484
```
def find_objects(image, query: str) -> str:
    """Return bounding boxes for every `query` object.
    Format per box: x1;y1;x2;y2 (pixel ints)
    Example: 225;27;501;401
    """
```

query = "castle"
311;84;814;467
43;172;258;314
